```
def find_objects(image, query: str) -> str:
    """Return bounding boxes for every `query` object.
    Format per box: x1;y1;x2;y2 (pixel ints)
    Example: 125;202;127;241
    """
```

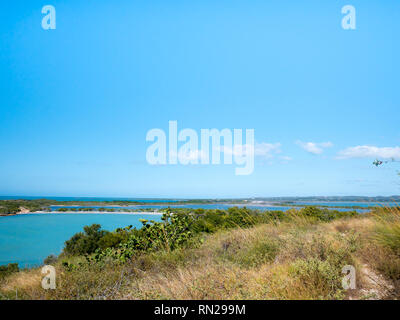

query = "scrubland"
1;206;399;300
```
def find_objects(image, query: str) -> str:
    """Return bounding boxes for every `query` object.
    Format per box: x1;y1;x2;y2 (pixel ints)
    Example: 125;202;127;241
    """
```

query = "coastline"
1;211;163;216
48;204;181;208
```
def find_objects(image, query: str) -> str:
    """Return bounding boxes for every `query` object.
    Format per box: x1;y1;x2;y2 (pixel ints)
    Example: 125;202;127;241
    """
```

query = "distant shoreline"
2;211;163;216
49;204;185;208
1;199;393;217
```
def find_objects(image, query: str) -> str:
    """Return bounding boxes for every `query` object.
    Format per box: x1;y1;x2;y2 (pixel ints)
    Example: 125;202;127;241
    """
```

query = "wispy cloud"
296;141;333;154
336;145;400;159
175;142;284;162
280;156;293;162
217;142;281;159
177;150;208;162
217;144;253;157
254;142;282;158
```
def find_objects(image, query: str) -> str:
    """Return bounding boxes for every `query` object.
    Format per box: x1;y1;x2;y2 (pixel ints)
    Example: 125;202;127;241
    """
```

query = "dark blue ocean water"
0;196;181;202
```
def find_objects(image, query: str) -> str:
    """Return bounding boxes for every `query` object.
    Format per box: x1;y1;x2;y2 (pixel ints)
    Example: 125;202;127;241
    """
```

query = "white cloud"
170;142;286;164
217;144;253;157
337;145;400;159
254;142;281;158
296;141;333;155
217;142;281;159
178;150;208;162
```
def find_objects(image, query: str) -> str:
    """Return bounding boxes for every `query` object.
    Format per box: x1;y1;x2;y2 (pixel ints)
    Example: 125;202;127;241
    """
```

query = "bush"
0;203;20;215
0;263;19;279
63;207;361;266
231;239;280;268
97;212;195;263
44;254;58;265
290;258;343;298
64;224;109;256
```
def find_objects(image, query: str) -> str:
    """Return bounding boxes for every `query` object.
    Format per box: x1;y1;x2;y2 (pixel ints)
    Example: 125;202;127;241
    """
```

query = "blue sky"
0;0;399;198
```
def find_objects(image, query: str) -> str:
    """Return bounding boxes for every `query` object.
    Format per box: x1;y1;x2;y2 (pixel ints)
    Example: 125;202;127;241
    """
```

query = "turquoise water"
0;213;161;268
49;204;294;211
293;201;396;207
49;203;369;212
0;203;372;268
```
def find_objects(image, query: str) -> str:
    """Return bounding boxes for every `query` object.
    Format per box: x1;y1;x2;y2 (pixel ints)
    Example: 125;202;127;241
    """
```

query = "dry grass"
0;269;42;298
124;218;371;300
371;206;400;255
1;214;400;300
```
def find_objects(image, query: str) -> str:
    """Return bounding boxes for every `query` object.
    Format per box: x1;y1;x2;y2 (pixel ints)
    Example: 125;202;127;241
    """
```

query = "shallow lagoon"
292;201;396;208
0;203;373;268
0;213;161;267
49;203;371;212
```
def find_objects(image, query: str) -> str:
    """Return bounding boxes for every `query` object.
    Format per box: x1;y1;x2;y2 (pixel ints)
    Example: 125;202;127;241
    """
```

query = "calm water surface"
1;202;374;268
49;203;370;212
293;201;396;207
0;213;161;268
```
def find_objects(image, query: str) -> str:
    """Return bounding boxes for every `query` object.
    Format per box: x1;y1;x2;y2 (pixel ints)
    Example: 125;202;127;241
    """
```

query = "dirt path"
349;264;396;300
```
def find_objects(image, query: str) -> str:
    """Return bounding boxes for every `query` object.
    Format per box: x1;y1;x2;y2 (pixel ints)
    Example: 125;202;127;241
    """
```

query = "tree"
63;224;109;256
373;158;400;178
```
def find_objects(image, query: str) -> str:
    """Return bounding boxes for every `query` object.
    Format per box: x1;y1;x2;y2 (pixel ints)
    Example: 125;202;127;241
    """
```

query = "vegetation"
1;196;398;216
0;199;55;215
55;207;358;265
0;264;19;280
3;206;399;300
372;208;400;257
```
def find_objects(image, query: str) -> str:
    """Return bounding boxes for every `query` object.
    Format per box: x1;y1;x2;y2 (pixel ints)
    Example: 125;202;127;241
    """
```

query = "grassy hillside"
1;207;399;300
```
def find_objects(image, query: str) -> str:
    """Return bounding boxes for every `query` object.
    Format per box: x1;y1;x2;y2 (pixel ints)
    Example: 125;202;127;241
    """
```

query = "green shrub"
63;207;361;267
290;258;344;298
0;263;19;279
44;254;58;265
64;224;109;256
232;239;280;268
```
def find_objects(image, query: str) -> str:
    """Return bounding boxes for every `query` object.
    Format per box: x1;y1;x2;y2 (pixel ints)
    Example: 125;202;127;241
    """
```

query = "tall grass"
372;206;400;255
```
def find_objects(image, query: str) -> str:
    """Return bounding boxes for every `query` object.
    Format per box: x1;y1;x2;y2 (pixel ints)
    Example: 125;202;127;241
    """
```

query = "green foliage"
224;238;280;268
290;258;344;298
0;199;52;215
0;263;19;279
44;254;58;265
93;210;195;263
63;206;361;266
98;231;125;249
374;224;400;256
0;203;21;215
286;230;358;299
298;206;357;222
63;224;109;256
239;239;280;267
